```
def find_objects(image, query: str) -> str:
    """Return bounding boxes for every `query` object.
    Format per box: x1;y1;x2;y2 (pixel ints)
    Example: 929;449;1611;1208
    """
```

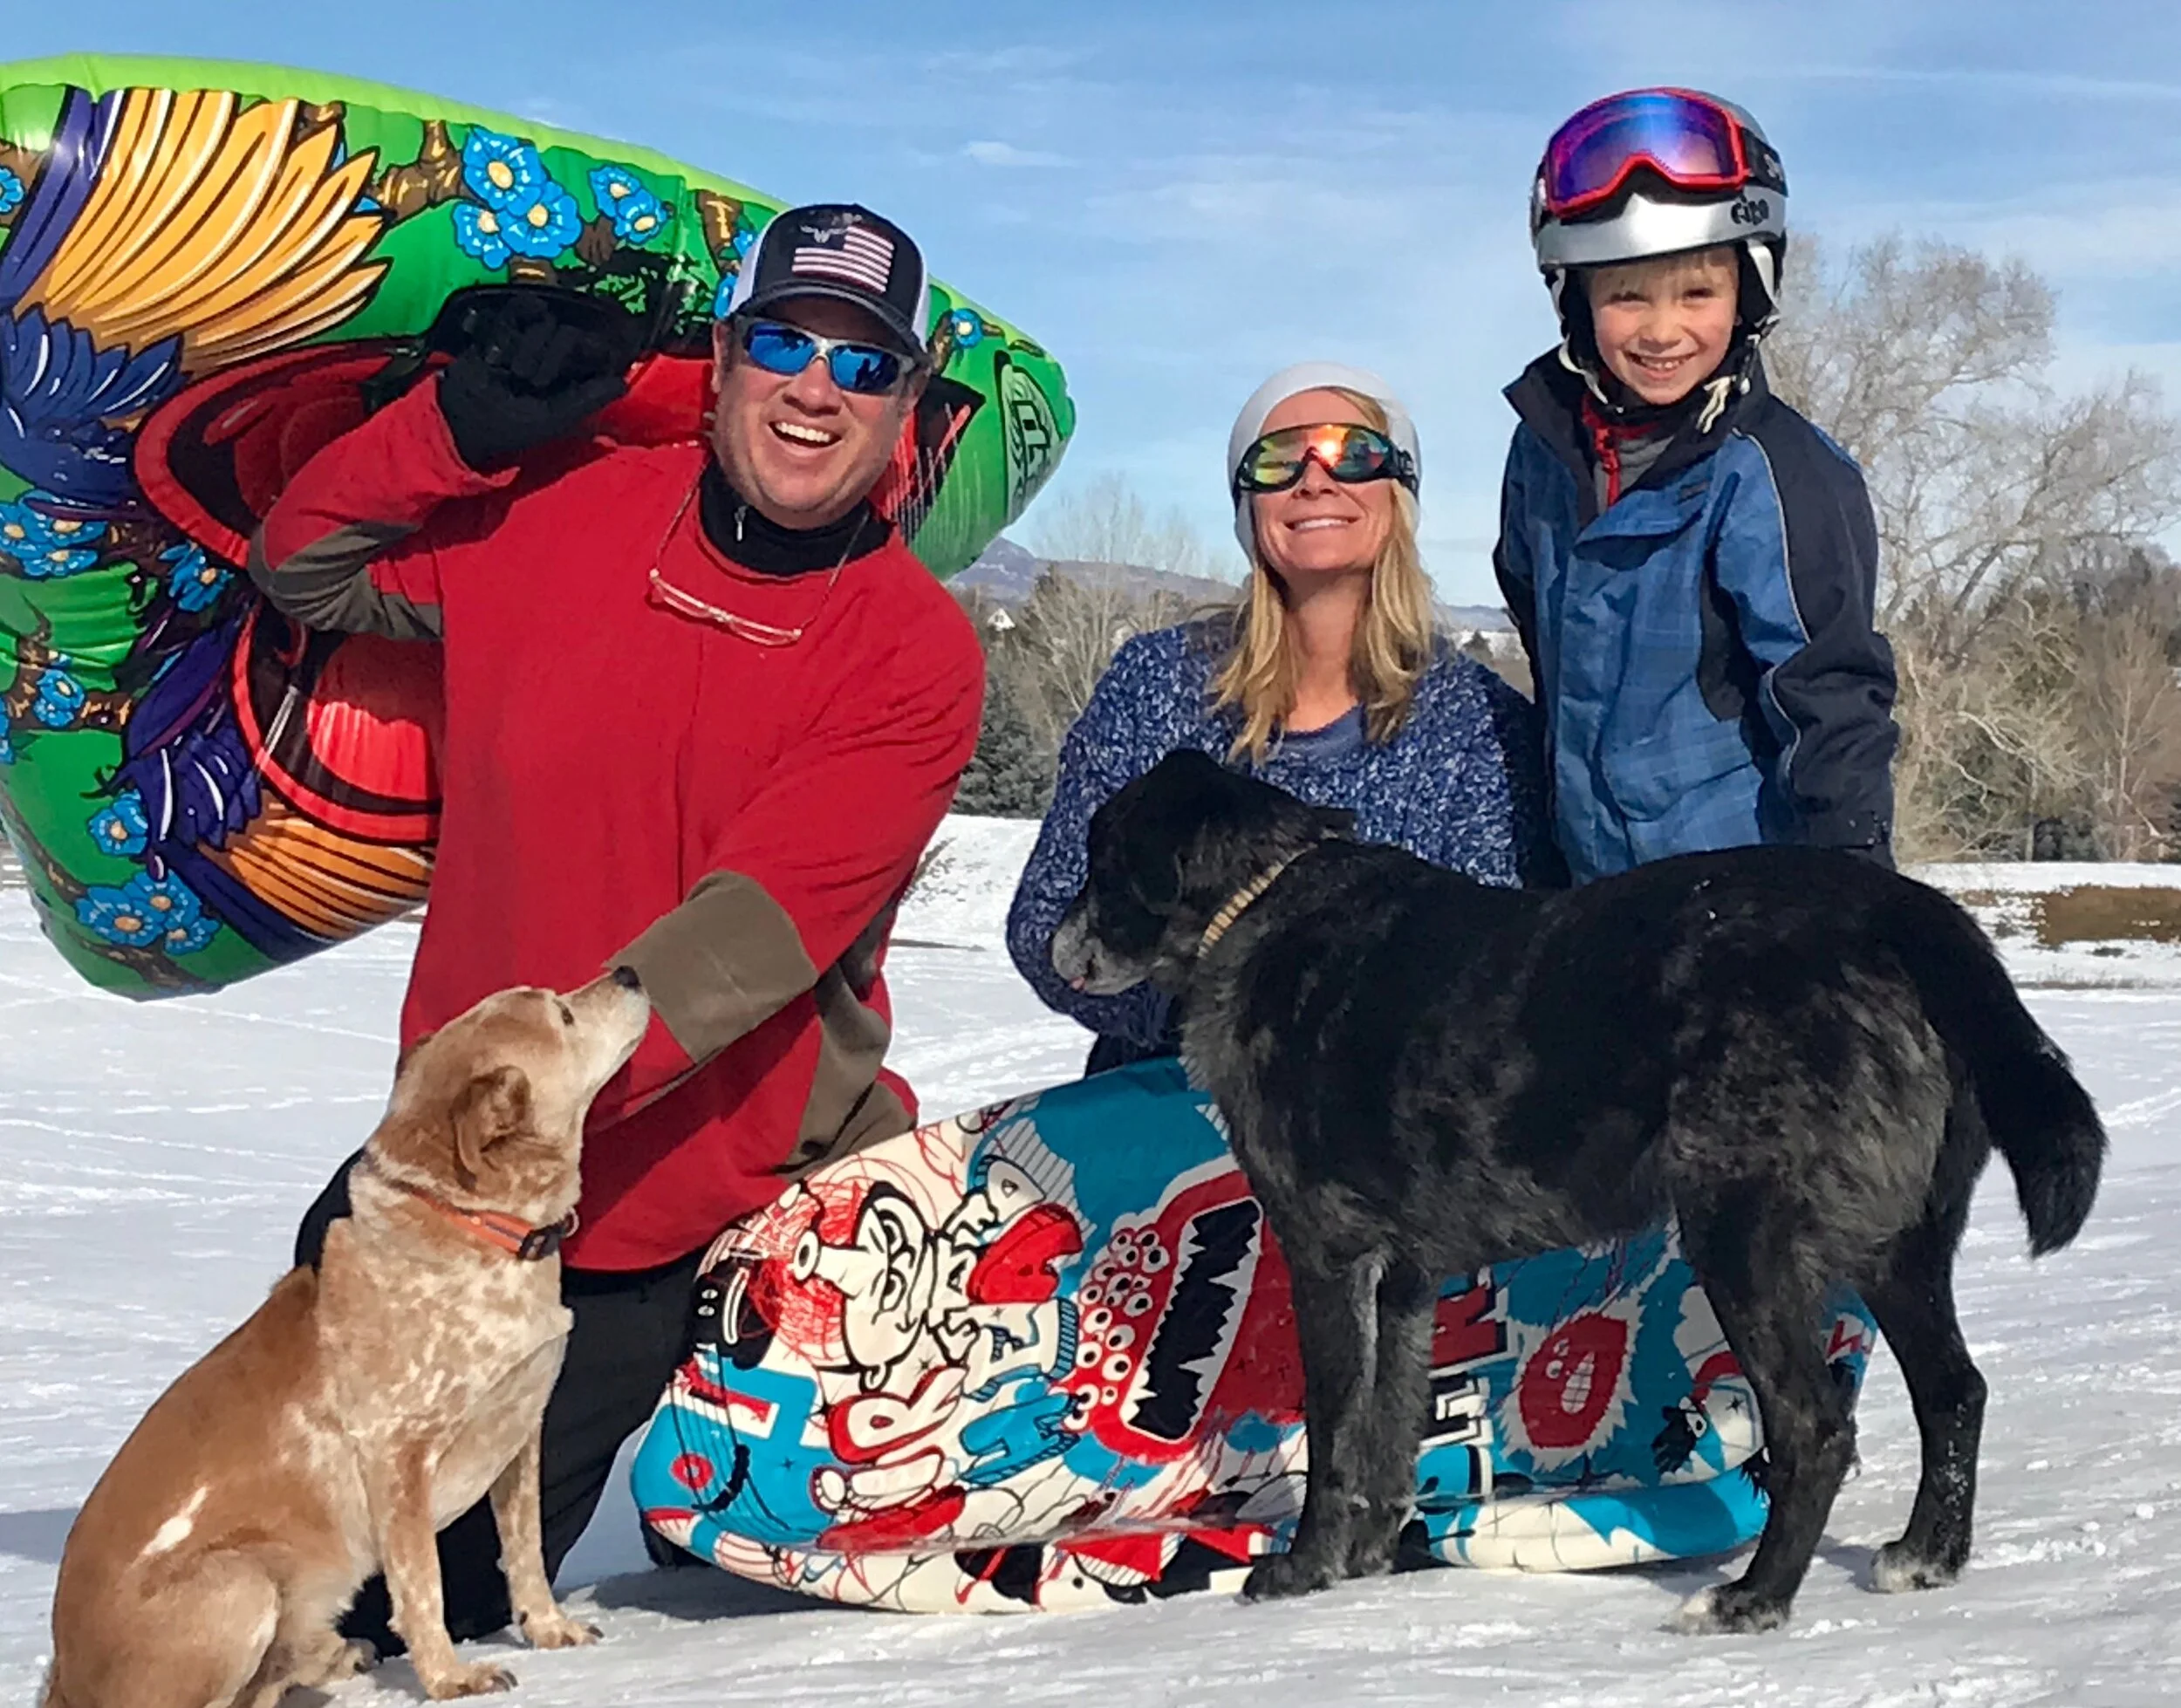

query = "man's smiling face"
709;297;924;530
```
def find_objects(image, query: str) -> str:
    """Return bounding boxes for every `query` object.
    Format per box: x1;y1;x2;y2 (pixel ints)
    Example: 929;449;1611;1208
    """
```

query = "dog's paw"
1869;1540;1963;1595
420;1659;517;1698
1343;1527;1403;1581
1242;1549;1340;1602
320;1637;377;1681
520;1609;603;1650
290;1632;376;1687
1673;1582;1791;1636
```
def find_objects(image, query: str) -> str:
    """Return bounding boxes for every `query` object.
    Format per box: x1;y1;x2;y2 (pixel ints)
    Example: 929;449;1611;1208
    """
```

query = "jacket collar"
1505;345;1774;526
697;461;886;578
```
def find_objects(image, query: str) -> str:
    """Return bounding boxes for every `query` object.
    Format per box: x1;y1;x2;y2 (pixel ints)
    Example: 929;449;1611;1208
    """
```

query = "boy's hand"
436;290;633;470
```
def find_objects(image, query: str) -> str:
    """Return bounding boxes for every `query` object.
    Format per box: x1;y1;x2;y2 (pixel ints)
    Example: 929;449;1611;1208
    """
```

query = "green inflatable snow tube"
0;55;1070;997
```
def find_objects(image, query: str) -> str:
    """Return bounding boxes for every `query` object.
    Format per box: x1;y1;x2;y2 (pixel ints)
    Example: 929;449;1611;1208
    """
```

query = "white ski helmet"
1529;88;1788;338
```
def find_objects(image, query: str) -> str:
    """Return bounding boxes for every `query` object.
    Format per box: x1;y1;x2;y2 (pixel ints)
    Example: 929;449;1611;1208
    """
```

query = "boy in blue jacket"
1494;89;1899;884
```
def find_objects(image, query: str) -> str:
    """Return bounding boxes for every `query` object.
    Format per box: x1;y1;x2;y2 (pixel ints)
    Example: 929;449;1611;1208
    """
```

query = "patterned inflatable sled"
631;1061;1877;1612
0;56;1071;997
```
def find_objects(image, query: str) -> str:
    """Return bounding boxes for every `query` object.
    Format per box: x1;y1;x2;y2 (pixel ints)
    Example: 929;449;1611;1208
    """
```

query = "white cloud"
921;44;1088;79
964;140;1071;167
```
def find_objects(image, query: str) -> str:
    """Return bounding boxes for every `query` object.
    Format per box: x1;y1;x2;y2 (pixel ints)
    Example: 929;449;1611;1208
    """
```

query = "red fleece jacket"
259;384;983;1267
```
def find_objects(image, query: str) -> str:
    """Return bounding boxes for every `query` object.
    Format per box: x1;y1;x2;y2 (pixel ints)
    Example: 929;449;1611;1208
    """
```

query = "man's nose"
782;351;844;408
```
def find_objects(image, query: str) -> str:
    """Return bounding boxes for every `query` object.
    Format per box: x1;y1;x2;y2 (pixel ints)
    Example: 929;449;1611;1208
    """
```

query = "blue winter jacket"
1006;619;1559;1061
1494;352;1899;885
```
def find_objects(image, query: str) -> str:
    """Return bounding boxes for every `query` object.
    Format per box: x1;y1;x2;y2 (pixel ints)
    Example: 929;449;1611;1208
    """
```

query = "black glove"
435;289;635;470
1651;1398;1707;1477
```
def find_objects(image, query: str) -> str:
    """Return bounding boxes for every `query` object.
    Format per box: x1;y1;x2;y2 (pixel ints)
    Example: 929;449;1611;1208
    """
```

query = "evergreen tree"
954;664;1054;817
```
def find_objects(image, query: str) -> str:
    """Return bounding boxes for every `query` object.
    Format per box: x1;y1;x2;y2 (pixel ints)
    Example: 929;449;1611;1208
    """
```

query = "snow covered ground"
1918;862;2181;994
6;830;2181;1705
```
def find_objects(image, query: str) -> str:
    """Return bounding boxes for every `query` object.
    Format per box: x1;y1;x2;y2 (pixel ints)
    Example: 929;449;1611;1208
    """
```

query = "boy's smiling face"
1583;246;1740;407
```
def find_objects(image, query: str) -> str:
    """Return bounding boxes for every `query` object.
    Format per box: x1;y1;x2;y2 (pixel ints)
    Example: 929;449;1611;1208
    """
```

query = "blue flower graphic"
501;180;582;258
614;191;670;245
161;913;222;956
712;275;737;318
949;310;986;349
79;871;214;951
590;164;643;208
33;666;85;728
0;729;15;765
87;791;151;857
1;494;107;577
77;884;164;947
454;202;516;270
0;166;23;217
161;543;230;612
19;542;99;578
126;871;204;930
590;167;672;245
461;128;548;210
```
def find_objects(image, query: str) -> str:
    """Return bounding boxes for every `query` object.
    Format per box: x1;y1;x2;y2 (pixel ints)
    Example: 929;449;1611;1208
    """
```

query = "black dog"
1053;751;2105;1634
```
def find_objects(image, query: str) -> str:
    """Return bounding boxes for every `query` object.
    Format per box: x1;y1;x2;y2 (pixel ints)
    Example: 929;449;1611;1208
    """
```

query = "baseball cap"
722;203;931;361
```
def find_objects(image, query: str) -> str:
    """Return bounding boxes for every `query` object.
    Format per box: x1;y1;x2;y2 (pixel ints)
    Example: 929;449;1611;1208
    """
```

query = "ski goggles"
1234;423;1417;495
1540;89;1754;221
736;318;914;395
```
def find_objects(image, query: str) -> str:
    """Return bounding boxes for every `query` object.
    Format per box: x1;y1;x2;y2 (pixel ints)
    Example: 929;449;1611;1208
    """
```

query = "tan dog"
43;969;652;1706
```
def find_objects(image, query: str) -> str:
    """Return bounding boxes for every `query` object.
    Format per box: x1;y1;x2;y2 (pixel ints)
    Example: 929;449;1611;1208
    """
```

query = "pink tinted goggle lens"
1542;89;1747;218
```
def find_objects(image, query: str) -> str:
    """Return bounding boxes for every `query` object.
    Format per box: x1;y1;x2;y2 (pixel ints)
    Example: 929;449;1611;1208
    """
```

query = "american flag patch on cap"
790;222;895;292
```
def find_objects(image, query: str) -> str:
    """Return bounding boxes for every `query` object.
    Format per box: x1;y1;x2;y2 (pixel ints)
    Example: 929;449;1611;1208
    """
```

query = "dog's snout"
612;964;643;994
1050;910;1091;983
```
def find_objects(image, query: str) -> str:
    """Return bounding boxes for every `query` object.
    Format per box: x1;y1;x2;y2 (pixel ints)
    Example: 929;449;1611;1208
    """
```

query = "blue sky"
10;1;2181;602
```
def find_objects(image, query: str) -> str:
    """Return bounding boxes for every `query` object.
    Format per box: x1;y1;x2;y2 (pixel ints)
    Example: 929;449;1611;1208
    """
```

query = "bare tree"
998;566;1193;746
1767;235;2181;859
1887;596;2085;859
1028;473;1224;583
2073;605;2181;861
1767;236;2181;665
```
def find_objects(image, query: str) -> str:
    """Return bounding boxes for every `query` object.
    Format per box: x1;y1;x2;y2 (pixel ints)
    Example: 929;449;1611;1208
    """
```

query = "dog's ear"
392;1028;436;1080
452;1066;533;1185
1133;842;1185;909
1166;748;1225;782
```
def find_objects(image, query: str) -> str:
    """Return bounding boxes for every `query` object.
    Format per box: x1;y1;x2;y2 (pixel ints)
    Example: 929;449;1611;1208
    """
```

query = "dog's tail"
1883;878;2106;1254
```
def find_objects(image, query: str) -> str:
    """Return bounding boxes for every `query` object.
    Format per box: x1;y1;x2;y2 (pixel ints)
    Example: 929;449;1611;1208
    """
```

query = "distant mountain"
951;536;1044;604
955;535;1514;633
1438;602;1515;634
953;536;1239;611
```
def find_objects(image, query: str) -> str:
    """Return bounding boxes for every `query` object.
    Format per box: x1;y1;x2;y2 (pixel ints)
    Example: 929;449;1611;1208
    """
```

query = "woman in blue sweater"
1008;362;1560;1071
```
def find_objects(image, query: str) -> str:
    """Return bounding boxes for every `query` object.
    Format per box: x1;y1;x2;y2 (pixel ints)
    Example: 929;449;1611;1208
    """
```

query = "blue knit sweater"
1005;619;1559;1052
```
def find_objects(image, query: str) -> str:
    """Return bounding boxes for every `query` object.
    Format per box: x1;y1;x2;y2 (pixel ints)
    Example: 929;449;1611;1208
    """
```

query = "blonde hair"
1210;388;1436;765
1583;243;1740;304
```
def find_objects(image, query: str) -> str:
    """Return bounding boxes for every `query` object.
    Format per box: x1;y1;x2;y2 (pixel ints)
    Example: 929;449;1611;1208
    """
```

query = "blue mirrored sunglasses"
737;318;913;395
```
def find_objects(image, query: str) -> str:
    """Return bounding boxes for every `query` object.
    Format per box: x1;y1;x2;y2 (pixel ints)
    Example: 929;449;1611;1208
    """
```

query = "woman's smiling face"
1249;388;1394;585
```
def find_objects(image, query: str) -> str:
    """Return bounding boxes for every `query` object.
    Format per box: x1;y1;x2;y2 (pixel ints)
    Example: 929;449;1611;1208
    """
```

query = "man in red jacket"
253;203;984;1651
